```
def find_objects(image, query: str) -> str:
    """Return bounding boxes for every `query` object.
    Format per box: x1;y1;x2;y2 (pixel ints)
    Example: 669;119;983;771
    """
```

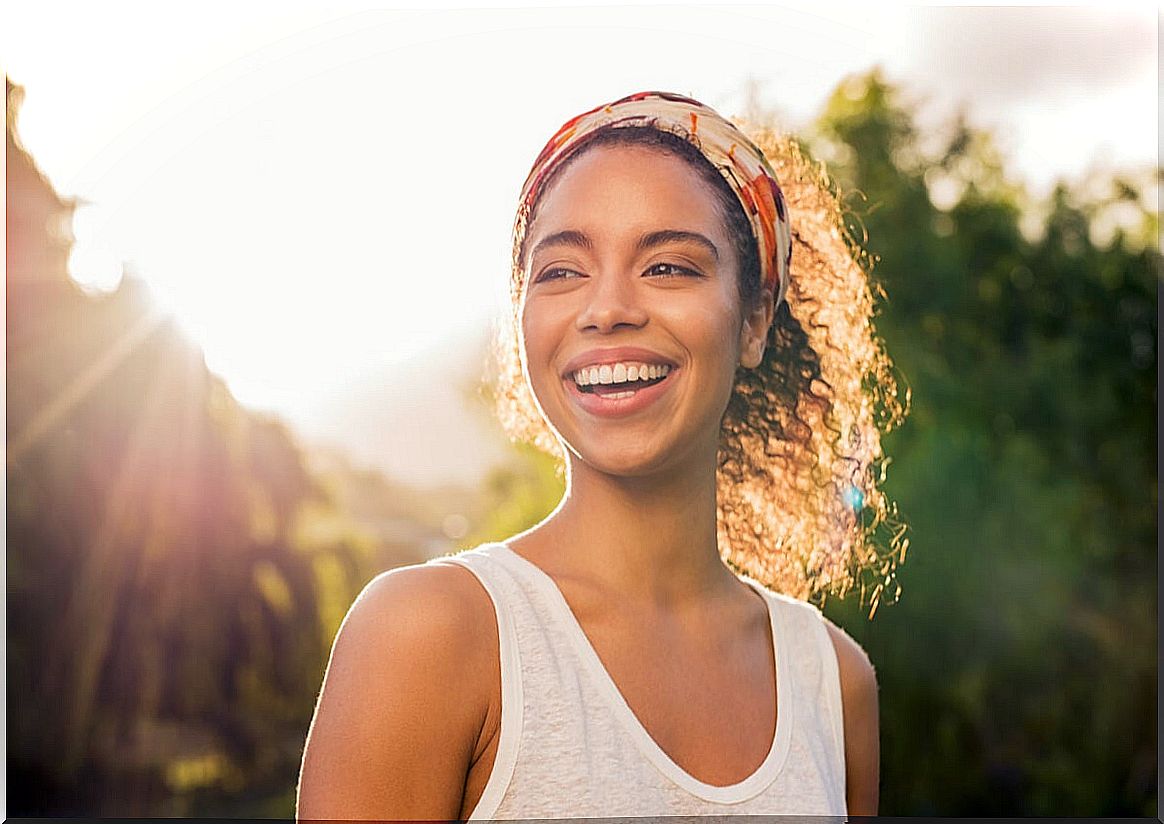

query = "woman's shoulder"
318;550;504;707
815;611;880;815
347;551;500;652
298;551;503;819
814;619;875;702
743;582;879;811
742;578;876;687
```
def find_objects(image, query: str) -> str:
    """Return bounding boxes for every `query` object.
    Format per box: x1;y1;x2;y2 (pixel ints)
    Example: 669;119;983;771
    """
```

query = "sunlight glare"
6;4;1155;429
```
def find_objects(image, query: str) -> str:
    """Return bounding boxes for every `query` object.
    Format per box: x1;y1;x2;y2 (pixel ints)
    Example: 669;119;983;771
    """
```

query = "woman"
297;91;907;820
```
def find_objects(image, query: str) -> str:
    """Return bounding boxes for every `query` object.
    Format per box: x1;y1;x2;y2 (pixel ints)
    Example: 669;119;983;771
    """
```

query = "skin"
296;145;879;821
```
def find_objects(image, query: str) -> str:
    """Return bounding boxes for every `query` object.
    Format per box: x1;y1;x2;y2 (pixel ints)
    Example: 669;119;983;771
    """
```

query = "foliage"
6;78;420;816
812;68;1157;815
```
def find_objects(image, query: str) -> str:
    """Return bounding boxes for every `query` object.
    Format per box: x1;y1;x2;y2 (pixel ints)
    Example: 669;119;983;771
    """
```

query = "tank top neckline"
483;541;795;804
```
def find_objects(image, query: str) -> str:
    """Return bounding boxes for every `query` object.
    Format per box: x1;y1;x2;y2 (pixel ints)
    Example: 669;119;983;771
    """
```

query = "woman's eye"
534;266;583;283
644;262;700;278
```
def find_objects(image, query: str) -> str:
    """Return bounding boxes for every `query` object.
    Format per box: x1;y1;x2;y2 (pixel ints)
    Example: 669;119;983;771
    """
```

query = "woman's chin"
566;440;691;482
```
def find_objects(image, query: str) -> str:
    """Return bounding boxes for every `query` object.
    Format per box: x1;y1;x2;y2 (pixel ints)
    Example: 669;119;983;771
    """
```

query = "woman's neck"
511;447;738;607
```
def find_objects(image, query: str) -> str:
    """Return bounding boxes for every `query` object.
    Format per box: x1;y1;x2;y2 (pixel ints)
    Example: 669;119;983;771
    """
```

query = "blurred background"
4;3;1158;817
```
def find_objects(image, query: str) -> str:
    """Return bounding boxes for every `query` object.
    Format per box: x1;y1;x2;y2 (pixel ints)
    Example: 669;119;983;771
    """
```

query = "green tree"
6;76;381;817
812;68;1157;815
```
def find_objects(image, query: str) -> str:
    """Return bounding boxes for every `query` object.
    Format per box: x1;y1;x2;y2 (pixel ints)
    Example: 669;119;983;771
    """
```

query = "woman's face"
519;144;771;478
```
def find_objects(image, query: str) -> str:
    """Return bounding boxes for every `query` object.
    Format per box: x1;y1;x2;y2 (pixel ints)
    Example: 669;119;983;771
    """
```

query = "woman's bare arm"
824;619;880;816
296;563;495;821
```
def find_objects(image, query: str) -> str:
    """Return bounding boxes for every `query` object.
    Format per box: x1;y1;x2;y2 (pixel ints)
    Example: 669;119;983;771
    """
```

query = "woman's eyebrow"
530;230;592;258
636;229;719;260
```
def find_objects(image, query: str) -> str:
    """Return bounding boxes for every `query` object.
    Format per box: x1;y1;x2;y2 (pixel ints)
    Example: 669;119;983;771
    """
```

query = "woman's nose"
574;272;649;333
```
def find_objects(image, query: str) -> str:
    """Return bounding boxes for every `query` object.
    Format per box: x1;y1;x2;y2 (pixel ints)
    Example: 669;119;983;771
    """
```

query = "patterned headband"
517;90;792;308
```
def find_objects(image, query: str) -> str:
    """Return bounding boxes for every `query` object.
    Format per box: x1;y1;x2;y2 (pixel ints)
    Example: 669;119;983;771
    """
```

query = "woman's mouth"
563;362;676;416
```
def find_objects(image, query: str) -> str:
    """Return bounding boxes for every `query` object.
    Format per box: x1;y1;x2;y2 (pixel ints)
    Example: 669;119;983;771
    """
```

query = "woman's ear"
739;289;775;369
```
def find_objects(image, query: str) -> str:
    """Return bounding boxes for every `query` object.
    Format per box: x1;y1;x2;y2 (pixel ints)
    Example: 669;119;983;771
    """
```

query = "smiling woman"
296;91;909;821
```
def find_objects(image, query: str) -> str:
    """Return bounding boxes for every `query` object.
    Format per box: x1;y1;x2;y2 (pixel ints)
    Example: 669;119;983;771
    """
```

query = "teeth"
571;361;672;386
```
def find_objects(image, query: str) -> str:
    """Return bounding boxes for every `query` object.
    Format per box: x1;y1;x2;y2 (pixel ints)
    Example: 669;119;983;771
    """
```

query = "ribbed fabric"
437;542;848;820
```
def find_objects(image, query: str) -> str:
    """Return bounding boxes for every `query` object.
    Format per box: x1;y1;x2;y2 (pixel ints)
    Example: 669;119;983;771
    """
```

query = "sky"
3;2;1158;432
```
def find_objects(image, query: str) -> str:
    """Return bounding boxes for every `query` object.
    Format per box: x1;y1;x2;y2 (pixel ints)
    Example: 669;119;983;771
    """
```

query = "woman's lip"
561;346;678;377
562;367;677;418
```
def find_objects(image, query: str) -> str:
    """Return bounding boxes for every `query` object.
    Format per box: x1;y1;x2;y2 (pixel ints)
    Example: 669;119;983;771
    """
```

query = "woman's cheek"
520;313;558;410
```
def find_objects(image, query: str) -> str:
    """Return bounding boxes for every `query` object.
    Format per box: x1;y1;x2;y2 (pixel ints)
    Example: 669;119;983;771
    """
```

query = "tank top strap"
760;589;848;799
429;544;525;819
809;604;848;777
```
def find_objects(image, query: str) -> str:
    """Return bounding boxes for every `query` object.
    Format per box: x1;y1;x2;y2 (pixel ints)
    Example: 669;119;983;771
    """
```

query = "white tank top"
436;542;849;819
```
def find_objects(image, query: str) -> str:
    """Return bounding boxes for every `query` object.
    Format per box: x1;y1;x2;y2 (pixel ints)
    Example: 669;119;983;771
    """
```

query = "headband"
517;90;792;308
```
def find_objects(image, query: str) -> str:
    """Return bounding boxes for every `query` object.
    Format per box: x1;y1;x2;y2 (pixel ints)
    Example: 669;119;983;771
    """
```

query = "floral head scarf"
516;90;793;308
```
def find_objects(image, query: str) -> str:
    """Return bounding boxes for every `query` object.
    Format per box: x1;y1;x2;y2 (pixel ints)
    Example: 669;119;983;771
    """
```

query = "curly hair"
488;121;910;613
